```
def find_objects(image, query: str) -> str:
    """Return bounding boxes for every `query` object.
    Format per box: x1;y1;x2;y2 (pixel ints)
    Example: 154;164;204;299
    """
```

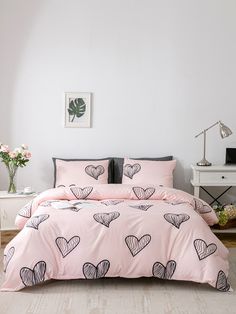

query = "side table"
191;165;236;234
190;165;236;205
0;191;36;247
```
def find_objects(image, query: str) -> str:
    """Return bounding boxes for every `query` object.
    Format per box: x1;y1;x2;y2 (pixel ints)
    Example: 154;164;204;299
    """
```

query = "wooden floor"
1;230;236;248
0;231;19;248
216;233;236;248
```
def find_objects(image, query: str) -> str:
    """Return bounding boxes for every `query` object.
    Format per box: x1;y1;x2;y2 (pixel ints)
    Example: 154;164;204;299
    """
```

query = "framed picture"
64;92;91;128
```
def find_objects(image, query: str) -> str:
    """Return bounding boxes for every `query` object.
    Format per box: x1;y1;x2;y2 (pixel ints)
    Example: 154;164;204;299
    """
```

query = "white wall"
0;0;236;203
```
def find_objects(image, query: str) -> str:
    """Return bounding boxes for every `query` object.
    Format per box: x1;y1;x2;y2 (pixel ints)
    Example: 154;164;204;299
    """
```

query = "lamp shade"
219;121;233;138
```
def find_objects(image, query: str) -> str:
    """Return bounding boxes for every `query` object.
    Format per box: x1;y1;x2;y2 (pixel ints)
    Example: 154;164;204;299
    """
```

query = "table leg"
200;186;232;206
194;186;200;198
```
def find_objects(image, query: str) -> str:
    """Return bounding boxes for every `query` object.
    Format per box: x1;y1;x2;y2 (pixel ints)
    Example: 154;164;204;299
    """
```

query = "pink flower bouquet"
0;143;32;193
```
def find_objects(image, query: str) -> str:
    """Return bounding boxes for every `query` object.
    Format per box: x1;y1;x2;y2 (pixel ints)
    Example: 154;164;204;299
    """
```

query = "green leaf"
68;108;74;115
69;101;76;111
67;98;86;119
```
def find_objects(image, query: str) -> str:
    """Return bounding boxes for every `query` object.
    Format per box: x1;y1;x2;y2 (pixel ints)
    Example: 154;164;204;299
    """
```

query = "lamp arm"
195;121;220;138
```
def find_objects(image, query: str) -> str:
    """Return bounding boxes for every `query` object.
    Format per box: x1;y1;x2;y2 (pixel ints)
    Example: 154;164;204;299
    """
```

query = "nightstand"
191;165;236;205
0;192;36;247
191;165;236;235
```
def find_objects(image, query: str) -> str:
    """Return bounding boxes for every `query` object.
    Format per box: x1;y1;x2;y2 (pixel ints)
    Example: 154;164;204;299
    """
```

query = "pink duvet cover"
1;184;231;291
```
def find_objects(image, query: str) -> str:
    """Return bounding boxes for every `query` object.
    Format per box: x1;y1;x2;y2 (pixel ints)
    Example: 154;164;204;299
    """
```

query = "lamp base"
196;158;212;166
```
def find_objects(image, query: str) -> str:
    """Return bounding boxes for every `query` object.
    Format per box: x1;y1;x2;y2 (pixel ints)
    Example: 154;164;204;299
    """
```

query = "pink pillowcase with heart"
122;158;176;187
54;159;109;187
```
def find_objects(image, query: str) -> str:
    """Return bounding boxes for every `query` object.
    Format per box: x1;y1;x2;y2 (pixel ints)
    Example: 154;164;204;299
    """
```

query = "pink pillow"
54;159;109;187
122;158;176;187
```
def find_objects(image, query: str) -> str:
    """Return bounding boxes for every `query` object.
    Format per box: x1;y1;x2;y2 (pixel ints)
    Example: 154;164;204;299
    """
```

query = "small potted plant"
213;204;236;229
0;143;31;193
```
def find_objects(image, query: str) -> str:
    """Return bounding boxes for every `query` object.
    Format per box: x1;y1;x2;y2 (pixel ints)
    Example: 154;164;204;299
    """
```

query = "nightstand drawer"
199;171;236;184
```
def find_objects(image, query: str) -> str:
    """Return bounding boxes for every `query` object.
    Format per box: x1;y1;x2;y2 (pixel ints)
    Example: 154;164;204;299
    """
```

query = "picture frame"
64;92;91;128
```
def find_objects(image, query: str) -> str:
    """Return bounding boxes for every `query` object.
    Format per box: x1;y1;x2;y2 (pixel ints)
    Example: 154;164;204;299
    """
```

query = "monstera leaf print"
68;98;86;122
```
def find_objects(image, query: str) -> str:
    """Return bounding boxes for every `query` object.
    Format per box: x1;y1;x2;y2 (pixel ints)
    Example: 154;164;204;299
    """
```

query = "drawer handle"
221;176;225;179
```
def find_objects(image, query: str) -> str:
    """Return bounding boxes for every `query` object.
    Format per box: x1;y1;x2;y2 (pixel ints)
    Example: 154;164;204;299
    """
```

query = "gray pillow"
111;156;173;184
52;157;113;187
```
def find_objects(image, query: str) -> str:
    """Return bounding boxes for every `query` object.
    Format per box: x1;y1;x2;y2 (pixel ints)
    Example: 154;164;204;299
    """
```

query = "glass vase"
6;162;18;194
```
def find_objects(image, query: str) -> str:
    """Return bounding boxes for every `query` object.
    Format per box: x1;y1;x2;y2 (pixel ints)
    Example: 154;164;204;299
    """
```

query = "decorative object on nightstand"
212;204;236;229
0;143;32;193
195;120;232;166
225;148;236;165
0;191;36;247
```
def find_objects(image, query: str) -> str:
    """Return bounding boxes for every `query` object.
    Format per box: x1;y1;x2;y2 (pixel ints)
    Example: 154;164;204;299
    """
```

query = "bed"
1;157;231;292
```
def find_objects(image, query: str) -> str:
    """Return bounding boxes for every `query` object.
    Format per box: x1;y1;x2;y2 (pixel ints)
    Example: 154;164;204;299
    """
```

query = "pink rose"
9;151;17;159
0;145;9;153
14;148;21;155
23;150;31;158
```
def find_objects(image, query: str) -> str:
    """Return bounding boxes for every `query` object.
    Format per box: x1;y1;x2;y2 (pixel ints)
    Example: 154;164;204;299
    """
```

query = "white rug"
0;249;236;314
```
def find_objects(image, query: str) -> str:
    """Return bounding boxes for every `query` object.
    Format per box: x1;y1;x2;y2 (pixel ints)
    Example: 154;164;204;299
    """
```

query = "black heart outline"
165;201;187;206
20;261;46;286
152;260;176;280
164;213;190;229
85;165;105;180
18;201;32;218
70;186;93;199
125;234;151;256
26;214;49;230
93;212;120;227
124;163;141;179
193;239;217;260
3;246;15;272
101;200;124;206
132;187;155;200
129;204;153;211
193;198;212;214
55;236;80;258
83;260;110;279
216;270;230;292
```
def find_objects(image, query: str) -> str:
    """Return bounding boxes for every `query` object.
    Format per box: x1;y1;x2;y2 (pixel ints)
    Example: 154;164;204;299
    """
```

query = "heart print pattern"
152;260;176;280
132;187;155;200
55;236;80;258
70;186;93;199
93;212;120;227
83;260;110;279
20;261;46;287
3;247;15;272
125;234;151;256
85;165;105;180
164;213;190;229
215;270;230;292
194;239;217;260
124;164;141;179
26;214;49;230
